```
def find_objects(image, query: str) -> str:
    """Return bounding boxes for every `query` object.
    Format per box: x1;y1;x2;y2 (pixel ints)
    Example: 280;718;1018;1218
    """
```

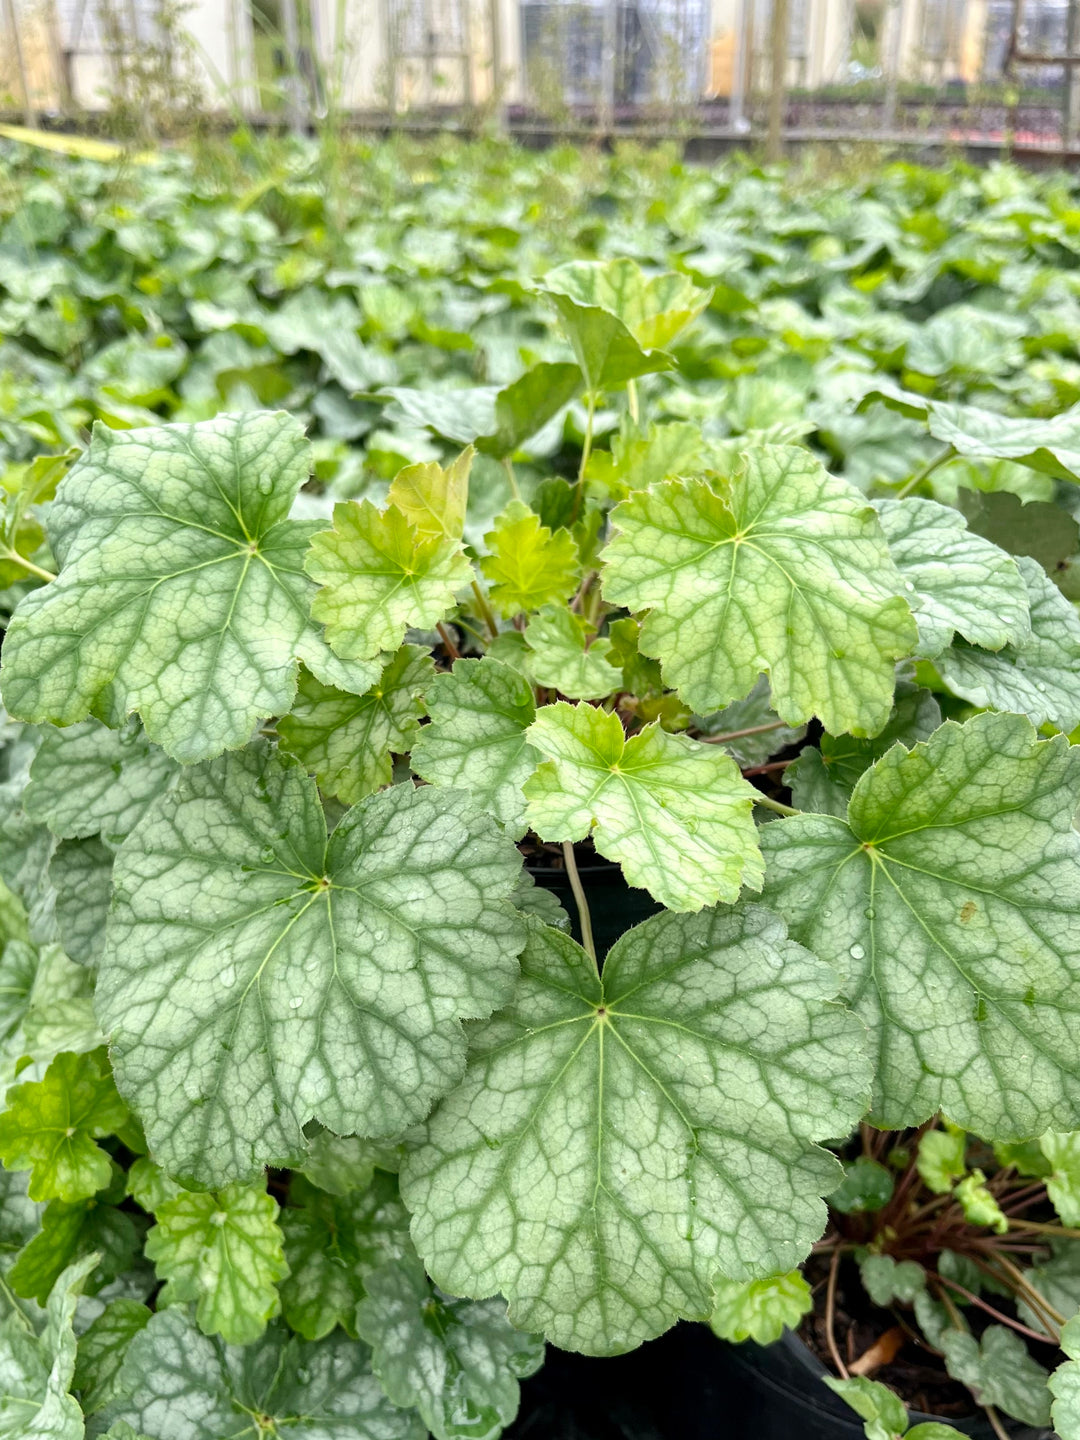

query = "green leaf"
0;1050;129;1202
523;607;621;700
709;1272;812;1346
1016;1239;1080;1336
480;362;583;459
10;1169;143;1306
829;1157;895;1214
401;909;870;1354
279;1170;410;1341
1042;1132;1080;1225
277;646;433;805
1;944;102;1078
376;364;581;459
0;414;380;764
49;838;113;969
306;498;471;661
97;1308;424;1440
125;1158;181;1215
823;1375;908;1440
602;446;917;735
940;1325;1051;1427
145;1184;287;1345
954;1170;1008;1233
97;742;525;1185
916;1128;967;1195
1051;1314;1080;1440
479;501;579;617
524;702;762;912
386;448;472;540
411;657;537;838
788;682;942;820
541;260;708;392
73;1298;151;1414
23;720;175;849
0;1253;96;1440
937;556;1080;732
874;498;1029;659
586;420;704;502
693;677;806;768
300;1131;397;1196
761;711;1080;1138
356;1249;545;1440
858;1253;925;1307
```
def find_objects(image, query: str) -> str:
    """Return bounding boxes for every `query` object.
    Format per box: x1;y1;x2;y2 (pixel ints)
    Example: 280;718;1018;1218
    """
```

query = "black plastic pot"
505;1321;1050;1440
527;860;660;956
512;860;1052;1439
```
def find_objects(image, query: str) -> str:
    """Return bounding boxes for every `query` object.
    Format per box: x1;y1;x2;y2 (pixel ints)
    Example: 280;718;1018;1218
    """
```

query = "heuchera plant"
0;257;1079;1439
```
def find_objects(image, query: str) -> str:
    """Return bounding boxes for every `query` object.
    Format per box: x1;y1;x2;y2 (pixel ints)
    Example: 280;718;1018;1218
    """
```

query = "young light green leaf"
125;1158;181;1215
10;1169;143;1306
524;702;762;912
401;909;870;1355
145;1184;287;1345
858;1254;925;1308
277;646;433;805
24;720;175;850
762;711;1080;1138
479;501;579;617
97;742;525;1186
709;1272;812;1346
954;1170;1008;1233
541;259;708;392
410;657;537;837
386;447;472;541
917;1128;967;1195
279;1171;410;1341
937;556;1080;732
1052;1315;1080;1440
941;1325;1051;1427
356;1249;545;1440
1042;1132;1080;1226
874;497;1029;658
0;1253;96;1440
306;499;471;661
823;1375;908;1440
73;1298;151;1414
97;1308;424;1440
0;1049;129;1202
0;414;381;764
602;446;917;736
523;607;621;700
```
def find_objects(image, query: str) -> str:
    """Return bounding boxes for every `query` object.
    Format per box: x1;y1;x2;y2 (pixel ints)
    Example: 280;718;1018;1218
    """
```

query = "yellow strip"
0;124;154;162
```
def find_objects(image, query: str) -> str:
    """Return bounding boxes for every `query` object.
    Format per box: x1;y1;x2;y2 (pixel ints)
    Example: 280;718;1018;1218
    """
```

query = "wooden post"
767;0;788;162
882;0;905;133
1067;0;1080;150
280;0;308;132
2;0;37;127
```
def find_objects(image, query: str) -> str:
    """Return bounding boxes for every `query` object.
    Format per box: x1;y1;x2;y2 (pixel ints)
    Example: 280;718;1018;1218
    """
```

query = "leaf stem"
928;1272;1059;1345
697;719;787;745
470;580;500;640
983;1406;1010;1440
626;378;640;426
2;549;56;582
742;758;795;778
436;622;461;660
825;1246;849;1379
896;443;954;499
501;456;521;501
572;394;597;523
562;841;596;967
752;793;799;818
